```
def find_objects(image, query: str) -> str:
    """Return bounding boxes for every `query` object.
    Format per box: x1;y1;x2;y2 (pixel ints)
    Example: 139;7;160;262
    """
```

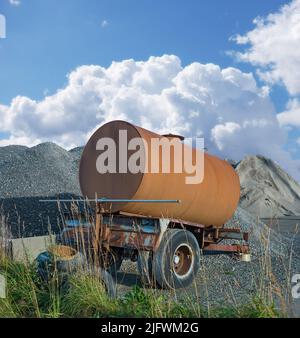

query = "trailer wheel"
99;248;123;277
79;267;117;298
137;251;156;287
154;229;201;289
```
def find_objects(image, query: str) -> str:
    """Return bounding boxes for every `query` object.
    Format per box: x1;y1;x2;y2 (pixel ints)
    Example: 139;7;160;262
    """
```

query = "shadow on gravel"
116;271;142;288
0;193;85;238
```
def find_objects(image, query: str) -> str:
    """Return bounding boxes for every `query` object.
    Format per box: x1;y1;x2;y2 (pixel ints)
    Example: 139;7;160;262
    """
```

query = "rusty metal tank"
79;120;240;227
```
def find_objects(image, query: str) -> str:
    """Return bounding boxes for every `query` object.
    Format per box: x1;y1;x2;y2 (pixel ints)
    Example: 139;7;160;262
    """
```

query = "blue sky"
0;0;287;104
1;0;300;180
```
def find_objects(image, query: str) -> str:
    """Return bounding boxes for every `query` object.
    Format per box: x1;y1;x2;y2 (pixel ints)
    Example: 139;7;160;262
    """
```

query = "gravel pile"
0;143;81;198
0;194;84;238
0;143;82;237
69;146;83;168
237;155;300;218
0;145;28;166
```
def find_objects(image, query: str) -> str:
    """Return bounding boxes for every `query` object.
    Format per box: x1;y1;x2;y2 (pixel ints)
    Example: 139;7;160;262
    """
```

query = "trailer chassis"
92;203;250;260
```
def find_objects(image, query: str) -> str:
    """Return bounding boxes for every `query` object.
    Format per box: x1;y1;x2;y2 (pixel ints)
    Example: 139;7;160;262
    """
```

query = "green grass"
0;256;283;318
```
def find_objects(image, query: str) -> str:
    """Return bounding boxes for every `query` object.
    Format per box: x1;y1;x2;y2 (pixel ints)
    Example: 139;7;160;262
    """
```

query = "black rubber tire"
137;251;156;287
35;249;86;282
153;229;201;289
80;266;117;298
35;252;117;298
99;248;123;277
35;251;55;283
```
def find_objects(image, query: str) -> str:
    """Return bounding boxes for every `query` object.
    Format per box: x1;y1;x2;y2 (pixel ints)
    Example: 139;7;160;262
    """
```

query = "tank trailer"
59;120;250;289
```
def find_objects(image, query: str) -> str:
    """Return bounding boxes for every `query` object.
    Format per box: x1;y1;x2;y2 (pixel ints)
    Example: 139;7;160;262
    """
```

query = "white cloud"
277;99;300;127
0;54;300;179
101;20;108;28
211;122;241;151
232;0;300;96
9;0;21;6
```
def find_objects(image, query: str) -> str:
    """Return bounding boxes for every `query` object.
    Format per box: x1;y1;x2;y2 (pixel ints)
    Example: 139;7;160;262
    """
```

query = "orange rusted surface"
79;120;240;227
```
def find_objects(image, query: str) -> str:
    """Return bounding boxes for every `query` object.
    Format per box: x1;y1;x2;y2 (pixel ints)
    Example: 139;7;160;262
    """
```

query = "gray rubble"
237;155;300;218
0;143;82;237
0;142;81;198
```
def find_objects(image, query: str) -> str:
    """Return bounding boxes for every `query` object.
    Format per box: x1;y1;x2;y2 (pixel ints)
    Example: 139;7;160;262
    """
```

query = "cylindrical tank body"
79;121;240;227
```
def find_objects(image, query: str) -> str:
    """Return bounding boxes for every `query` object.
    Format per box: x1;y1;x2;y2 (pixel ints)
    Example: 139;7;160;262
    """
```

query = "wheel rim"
172;244;194;278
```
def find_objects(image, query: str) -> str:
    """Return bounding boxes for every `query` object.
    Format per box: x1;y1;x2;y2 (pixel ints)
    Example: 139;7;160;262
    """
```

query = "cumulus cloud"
0;54;299;179
212;122;241;151
277;99;300;127
232;0;300;96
